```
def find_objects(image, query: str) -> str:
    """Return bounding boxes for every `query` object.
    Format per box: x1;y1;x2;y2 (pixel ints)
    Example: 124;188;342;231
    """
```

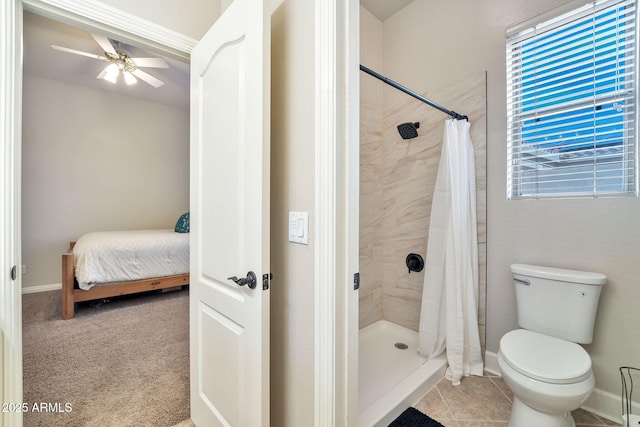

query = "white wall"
21;74;190;288
98;0;222;40
381;0;640;411
270;0;317;424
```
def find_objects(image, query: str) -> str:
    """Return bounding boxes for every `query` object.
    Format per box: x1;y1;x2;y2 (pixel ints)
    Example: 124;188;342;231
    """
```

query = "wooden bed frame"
61;242;189;320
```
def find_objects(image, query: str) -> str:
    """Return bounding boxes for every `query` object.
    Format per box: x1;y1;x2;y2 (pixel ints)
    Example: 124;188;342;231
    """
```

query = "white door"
189;0;270;425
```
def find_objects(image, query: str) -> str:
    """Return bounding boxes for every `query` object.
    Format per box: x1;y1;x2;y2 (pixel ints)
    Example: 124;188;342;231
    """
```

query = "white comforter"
73;229;190;290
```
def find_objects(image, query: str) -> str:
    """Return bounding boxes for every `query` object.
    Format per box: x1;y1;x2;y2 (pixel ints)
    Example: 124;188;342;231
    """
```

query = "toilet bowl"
498;329;595;427
498;264;606;427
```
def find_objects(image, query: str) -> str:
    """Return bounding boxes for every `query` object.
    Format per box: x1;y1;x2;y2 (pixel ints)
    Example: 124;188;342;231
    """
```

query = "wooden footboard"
62;242;189;320
62;245;75;320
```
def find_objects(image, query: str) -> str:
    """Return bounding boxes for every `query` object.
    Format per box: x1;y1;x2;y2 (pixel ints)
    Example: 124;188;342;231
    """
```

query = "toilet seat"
500;329;592;384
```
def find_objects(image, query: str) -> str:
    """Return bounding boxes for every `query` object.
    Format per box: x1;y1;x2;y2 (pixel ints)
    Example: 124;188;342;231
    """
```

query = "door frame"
2;0;356;425
1;1;23;423
313;0;359;425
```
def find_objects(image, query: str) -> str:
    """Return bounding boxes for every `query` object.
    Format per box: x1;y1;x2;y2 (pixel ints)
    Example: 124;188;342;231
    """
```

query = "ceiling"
359;0;414;21
23;11;190;110
23;4;412;110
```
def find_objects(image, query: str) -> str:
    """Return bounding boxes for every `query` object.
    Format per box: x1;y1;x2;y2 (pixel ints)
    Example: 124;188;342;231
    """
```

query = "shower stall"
358;5;488;426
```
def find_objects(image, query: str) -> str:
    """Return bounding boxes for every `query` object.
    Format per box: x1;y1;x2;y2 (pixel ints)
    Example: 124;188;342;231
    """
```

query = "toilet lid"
500;329;592;384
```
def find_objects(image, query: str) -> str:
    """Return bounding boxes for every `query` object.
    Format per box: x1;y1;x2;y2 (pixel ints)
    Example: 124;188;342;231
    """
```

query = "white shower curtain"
417;119;483;385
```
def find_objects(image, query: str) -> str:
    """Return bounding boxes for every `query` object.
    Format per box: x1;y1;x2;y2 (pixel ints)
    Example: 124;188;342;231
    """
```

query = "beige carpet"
22;288;190;427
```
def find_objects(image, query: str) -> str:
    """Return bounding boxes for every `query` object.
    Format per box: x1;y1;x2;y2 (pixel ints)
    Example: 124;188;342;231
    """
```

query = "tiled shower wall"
359;71;487;350
359;98;385;327
359;7;385;328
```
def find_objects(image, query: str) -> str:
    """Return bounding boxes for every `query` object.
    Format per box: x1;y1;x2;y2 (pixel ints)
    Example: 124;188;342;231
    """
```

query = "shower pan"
358;321;446;426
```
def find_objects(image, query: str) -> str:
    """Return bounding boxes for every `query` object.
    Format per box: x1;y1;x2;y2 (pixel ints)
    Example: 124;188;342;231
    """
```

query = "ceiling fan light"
104;63;119;84
123;71;137;85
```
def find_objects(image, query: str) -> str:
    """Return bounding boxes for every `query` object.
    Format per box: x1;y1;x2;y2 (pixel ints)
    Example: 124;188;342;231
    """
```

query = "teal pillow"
174;212;190;233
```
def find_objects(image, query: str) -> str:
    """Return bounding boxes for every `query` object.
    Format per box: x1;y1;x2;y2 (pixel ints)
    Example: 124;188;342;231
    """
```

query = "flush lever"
514;277;530;286
227;271;257;289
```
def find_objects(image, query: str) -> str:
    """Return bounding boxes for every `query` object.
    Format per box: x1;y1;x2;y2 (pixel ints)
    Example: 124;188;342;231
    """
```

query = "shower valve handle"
227;271;257;289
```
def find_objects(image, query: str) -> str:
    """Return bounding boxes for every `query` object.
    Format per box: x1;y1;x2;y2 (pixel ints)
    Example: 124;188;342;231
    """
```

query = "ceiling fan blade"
90;33;118;55
132;69;164;88
130;57;169;68
50;45;107;61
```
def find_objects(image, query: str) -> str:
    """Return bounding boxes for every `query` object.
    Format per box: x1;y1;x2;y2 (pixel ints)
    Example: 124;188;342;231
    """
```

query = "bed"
61;228;190;319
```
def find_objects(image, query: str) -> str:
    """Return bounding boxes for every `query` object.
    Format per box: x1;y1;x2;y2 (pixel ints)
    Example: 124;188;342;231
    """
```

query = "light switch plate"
288;212;309;244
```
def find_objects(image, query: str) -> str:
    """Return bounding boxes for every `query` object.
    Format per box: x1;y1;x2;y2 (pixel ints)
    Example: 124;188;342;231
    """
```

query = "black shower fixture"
397;122;420;140
360;65;468;121
406;253;424;273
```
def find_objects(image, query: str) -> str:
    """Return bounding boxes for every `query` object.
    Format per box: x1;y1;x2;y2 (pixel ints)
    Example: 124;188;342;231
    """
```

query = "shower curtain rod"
360;65;468;121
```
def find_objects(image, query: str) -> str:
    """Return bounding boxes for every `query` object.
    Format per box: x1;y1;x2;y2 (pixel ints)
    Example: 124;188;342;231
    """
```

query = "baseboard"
22;283;62;294
484;350;500;376
582;386;636;425
484;350;629;424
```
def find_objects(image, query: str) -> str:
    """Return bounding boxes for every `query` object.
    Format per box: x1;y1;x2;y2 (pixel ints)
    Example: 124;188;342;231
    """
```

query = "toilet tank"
511;264;607;344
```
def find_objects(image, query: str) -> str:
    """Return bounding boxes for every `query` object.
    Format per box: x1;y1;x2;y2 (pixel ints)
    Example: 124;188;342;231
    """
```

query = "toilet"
498;264;606;427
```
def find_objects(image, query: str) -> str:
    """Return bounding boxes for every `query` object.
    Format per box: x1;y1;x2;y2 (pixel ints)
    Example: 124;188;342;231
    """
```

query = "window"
506;0;638;199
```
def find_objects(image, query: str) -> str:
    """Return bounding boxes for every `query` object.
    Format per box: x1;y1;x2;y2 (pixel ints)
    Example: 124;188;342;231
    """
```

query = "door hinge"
262;273;273;290
354;272;360;290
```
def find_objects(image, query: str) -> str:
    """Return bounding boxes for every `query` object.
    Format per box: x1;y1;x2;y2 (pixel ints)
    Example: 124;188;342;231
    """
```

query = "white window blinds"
506;0;638;199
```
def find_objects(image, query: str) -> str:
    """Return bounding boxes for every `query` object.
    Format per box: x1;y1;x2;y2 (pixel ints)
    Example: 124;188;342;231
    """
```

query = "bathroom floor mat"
388;407;444;427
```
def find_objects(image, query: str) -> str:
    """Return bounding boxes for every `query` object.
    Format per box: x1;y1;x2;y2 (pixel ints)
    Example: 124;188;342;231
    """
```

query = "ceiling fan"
50;33;168;88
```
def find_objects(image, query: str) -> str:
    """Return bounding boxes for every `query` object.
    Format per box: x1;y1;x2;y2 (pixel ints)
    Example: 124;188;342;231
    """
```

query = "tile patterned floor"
173;374;620;427
414;374;620;427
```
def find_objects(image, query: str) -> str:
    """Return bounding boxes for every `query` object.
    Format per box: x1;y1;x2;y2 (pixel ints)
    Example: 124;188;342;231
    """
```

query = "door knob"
227;271;257;289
